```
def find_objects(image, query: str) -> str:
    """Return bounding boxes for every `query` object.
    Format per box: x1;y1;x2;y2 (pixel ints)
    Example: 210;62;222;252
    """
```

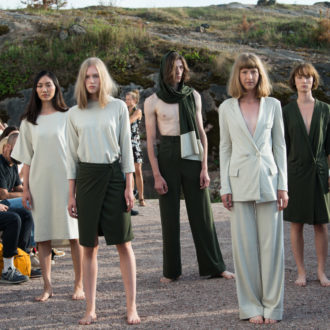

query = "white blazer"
219;97;287;202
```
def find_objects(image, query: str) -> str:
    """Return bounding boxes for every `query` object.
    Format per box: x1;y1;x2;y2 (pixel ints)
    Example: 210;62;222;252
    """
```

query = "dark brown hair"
163;52;190;85
21;71;68;125
0;126;19;141
288;62;320;91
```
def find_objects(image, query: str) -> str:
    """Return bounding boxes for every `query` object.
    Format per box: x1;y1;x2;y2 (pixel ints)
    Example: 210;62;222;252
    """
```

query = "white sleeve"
11;120;34;166
271;100;288;191
66;110;80;179
219;103;232;195
118;103;135;173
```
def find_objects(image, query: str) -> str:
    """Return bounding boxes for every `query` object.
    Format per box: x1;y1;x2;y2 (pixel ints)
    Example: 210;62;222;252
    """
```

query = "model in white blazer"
219;96;287;201
218;52;288;325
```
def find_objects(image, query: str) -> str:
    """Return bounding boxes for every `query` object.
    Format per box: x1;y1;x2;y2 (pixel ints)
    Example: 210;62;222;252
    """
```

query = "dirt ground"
0;200;329;329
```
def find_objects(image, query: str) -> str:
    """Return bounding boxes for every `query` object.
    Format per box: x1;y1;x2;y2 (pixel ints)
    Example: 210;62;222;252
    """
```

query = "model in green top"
283;62;330;287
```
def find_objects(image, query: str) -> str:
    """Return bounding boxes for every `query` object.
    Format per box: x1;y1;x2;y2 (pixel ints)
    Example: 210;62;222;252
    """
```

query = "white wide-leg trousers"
230;201;284;320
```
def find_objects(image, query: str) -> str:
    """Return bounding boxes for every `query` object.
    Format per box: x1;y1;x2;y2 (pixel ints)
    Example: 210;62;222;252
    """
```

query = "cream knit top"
66;97;134;179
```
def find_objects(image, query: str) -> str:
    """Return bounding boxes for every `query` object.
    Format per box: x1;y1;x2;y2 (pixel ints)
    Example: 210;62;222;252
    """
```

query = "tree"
21;0;67;9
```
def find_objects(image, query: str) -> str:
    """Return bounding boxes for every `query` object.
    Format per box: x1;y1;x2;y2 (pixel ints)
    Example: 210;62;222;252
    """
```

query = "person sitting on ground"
0;133;23;201
0;195;33;284
0;133;40;270
0;126;19;146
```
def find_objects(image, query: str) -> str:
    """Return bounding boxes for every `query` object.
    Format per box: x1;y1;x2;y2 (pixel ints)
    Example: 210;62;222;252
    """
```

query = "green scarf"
156;51;203;161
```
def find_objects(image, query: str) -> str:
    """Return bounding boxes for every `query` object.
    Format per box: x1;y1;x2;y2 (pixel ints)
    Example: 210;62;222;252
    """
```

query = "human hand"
68;196;78;218
277;190;289;211
125;188;134;212
0;203;8;212
221;193;233;211
23;189;33;210
200;168;210;189
154;175;168;195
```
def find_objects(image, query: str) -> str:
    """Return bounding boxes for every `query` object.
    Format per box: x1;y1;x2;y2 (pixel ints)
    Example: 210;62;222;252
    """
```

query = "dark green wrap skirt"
76;161;134;247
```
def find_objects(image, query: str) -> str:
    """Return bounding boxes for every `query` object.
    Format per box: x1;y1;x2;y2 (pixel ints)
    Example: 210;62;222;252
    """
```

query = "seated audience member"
0;121;6;136
0;127;23;181
0;133;40;271
0;202;32;284
0;133;23;201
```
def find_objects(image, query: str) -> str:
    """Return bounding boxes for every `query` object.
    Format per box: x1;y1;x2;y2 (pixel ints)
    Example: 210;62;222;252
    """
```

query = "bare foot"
35;289;53;302
318;273;330;287
160;277;179;283
79;313;97;325
294;274;307;287
249;315;263;324
127;309;141;325
265;318;278;324
221;270;235;279
209;270;235;279
72;287;85;300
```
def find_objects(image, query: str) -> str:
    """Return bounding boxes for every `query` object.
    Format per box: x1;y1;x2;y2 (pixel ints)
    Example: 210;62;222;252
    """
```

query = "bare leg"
249;316;263;324
79;243;98;325
290;222;306;286
134;163;145;206
69;239;85;300
116;242;140;325
314;224;330;287
35;240;53;302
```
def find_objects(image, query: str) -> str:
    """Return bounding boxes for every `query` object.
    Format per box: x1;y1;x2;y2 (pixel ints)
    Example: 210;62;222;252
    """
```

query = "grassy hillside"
0;4;329;101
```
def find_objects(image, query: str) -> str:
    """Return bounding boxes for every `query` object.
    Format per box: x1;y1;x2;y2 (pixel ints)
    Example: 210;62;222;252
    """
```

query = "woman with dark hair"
12;71;84;302
283;63;330;287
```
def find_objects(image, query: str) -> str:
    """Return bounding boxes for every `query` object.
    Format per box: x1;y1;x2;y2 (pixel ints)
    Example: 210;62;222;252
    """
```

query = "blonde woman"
283;63;330;287
219;53;288;324
66;57;140;325
12;71;83;302
125;90;145;206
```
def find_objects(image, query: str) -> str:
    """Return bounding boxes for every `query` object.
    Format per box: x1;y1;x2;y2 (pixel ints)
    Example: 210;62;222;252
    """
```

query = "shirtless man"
144;51;234;282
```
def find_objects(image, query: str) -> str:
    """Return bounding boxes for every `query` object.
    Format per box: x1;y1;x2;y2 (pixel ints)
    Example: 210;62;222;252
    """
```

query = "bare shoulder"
192;89;201;102
144;93;159;115
144;93;159;106
192;89;202;110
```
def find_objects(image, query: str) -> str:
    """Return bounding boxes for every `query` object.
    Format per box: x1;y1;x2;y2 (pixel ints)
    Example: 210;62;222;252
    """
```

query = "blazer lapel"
233;98;258;149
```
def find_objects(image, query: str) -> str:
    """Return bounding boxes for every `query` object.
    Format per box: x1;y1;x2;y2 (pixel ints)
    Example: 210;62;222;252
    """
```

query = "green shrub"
0;23;152;99
0;25;9;36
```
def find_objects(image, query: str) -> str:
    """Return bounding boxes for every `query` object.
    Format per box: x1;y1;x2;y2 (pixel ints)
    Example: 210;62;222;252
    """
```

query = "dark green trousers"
158;136;226;279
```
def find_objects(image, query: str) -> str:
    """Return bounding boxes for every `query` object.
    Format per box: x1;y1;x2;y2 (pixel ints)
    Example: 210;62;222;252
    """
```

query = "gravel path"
1;200;329;329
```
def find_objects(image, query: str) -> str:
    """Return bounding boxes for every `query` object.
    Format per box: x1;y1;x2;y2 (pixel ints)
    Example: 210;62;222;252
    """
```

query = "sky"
0;0;317;10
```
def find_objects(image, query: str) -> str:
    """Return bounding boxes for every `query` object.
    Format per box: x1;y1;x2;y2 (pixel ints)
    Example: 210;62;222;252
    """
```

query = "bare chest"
155;100;180;135
239;102;260;136
156;101;179;121
298;102;314;134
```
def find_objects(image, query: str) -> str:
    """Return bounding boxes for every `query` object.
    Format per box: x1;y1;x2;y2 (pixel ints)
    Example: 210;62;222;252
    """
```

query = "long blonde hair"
227;53;272;98
74;57;118;109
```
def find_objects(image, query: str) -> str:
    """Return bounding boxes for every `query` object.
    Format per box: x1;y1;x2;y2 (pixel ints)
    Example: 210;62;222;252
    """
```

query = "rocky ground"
0;200;329;329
